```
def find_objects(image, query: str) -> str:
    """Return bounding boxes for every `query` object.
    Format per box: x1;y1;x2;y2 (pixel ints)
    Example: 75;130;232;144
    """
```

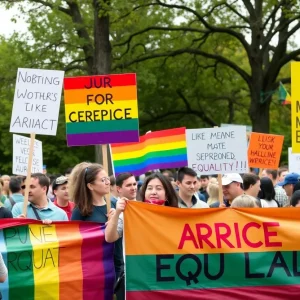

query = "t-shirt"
261;199;279;208
0;207;13;218
71;203;124;279
54;200;75;220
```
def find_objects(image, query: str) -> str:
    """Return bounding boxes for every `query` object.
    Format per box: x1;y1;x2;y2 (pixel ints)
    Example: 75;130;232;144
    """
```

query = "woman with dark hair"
290;190;300;207
258;177;280;207
105;172;178;243
139;173;179;207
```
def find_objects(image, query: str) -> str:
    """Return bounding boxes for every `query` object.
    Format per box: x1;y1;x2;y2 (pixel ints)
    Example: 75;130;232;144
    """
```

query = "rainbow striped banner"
124;201;300;299
111;127;187;176
64;74;139;146
0;219;114;300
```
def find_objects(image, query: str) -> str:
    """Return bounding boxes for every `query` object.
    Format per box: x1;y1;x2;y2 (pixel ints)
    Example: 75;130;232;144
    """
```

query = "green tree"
113;0;300;133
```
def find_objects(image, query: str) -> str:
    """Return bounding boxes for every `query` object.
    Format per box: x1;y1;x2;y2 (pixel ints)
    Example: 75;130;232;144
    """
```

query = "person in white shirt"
258;177;280;207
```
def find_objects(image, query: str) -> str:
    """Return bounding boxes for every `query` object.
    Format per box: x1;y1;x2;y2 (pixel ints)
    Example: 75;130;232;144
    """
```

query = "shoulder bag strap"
31;205;41;220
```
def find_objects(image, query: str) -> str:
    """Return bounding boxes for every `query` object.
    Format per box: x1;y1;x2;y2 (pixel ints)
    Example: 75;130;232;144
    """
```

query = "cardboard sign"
288;147;300;173
13;134;43;175
63;73;139;146
292;62;300;153
186;126;248;175
10;68;64;136
248;133;284;169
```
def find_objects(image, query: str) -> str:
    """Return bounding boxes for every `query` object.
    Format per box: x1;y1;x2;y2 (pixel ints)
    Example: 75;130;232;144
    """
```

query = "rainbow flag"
0;219;114;300
279;82;291;105
124;201;300;299
64;74;139;146
111;127;187;176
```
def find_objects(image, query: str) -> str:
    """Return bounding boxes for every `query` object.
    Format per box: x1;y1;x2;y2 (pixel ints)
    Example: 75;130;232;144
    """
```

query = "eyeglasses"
99;177;110;183
55;176;68;185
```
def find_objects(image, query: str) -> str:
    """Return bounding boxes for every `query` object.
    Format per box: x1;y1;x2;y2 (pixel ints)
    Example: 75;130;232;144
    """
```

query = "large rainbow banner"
64;73;139;146
124;201;300;300
111;127;187;176
0;219;114;300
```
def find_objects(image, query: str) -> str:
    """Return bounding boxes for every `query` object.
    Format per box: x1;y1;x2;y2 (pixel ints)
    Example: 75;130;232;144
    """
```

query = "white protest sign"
288;147;300;173
10;68;64;135
186;126;248;175
13;134;43;175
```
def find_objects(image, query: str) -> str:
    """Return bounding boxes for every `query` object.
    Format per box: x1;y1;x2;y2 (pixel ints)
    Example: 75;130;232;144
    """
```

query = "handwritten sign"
12;134;43;175
186;127;248;175
9;68;64;136
292;62;300;153
248;133;284;169
288;147;300;173
63;74;139;146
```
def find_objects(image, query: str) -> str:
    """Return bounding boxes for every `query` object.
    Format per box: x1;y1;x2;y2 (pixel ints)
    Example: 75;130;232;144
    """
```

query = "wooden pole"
102;144;111;211
22;133;36;216
217;174;223;203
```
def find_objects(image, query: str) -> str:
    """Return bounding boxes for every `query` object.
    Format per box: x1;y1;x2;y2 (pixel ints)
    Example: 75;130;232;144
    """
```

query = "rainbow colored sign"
0;219;114;300
111;127;187;176
124;201;300;299
64;74;139;146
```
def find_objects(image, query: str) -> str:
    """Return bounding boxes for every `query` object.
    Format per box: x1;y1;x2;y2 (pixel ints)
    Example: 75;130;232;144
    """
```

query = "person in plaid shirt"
261;169;288;207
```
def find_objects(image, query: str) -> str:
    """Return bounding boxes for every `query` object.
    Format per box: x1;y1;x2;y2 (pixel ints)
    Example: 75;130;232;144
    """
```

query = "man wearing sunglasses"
52;176;74;220
12;173;68;221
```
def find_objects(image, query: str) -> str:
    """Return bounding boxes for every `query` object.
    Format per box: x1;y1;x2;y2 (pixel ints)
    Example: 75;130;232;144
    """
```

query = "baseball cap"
277;173;300;186
222;173;243;185
52;175;68;190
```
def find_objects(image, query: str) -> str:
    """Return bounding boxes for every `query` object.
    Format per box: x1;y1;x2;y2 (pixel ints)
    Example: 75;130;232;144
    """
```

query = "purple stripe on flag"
115;160;188;176
79;223;107;299
67;130;139;146
101;226;115;300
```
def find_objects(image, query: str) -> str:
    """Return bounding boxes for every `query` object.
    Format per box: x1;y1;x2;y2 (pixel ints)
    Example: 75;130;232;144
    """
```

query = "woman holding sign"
69;162;124;286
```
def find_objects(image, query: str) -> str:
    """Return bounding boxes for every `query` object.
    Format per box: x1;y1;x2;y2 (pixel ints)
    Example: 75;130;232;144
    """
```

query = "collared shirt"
274;185;288;207
12;200;68;221
4;193;24;211
179;194;209;208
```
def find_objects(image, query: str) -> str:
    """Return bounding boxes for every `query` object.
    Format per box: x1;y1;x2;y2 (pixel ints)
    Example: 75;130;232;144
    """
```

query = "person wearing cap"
221;173;244;206
53;175;74;220
277;173;300;201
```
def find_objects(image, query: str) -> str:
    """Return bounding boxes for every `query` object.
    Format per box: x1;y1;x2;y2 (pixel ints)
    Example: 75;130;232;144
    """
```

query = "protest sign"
186;127;248;174
125;201;300;300
10;68;64;136
63;74;139;146
111;127;187;176
292;62;300;153
288;147;300;173
221;123;252;133
12;134;43;175
0;219;114;300
248;133;284;169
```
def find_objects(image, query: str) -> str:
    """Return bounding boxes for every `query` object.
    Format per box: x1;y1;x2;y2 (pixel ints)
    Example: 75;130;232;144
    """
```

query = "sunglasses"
21;185;26;190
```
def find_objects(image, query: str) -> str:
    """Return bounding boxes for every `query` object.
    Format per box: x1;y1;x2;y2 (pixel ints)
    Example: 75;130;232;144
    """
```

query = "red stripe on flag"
64;73;136;89
126;285;300;300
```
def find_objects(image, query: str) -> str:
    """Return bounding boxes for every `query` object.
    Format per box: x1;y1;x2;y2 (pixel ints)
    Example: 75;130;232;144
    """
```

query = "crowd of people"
0;164;298;298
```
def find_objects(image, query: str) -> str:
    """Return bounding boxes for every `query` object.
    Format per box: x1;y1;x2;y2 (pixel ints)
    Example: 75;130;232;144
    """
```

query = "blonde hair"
231;194;257;208
209;177;217;184
207;182;219;206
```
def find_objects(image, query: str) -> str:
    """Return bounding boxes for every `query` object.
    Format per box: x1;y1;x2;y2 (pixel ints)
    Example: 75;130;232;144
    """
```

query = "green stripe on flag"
66;118;139;134
4;226;35;299
114;148;187;167
126;251;300;291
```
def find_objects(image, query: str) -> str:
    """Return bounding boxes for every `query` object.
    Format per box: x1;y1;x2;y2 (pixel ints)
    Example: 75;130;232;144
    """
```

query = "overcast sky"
0;7;27;37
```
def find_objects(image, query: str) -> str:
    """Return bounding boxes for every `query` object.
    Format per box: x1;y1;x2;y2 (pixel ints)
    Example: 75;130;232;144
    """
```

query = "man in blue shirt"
12;173;68;221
